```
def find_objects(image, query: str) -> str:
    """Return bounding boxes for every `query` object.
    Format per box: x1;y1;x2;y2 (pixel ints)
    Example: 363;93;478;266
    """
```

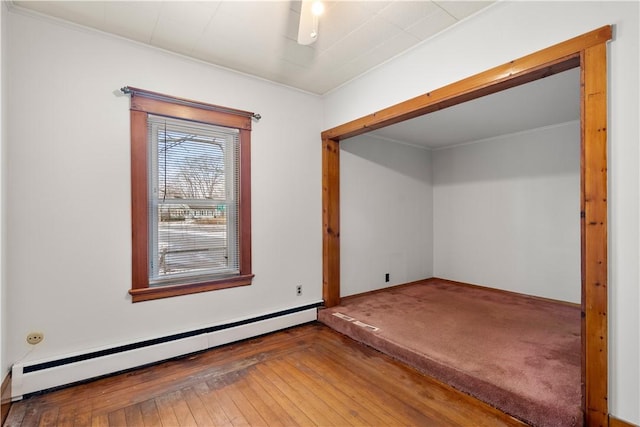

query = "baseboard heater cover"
11;303;320;399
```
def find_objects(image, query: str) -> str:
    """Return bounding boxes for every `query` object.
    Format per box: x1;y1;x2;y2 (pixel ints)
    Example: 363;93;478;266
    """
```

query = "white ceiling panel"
10;0;496;94
358;1;393;15
103;1;162;44
151;14;205;53
313;1;375;53
356;30;421;65
406;7;457;40
436;0;495;20
157;1;219;30
322;15;401;65
379;0;440;28
13;1;106;29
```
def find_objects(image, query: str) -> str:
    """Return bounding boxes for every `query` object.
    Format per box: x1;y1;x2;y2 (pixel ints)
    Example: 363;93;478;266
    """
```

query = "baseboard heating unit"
11;303;320;399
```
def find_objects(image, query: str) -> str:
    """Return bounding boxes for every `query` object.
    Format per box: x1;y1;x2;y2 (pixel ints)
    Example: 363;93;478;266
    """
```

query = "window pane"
157;205;232;277
158;129;226;202
148;115;239;285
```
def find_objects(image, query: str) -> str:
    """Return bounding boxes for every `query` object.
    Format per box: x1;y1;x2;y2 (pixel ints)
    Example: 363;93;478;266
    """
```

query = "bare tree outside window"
149;118;238;281
158;130;226;202
174;154;225;200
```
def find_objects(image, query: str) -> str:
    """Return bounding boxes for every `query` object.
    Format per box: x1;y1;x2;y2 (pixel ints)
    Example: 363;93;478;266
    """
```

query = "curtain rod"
120;86;261;121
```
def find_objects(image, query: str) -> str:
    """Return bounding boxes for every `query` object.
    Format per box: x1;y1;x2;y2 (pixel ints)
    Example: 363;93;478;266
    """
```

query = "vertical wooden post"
322;138;340;307
581;42;608;427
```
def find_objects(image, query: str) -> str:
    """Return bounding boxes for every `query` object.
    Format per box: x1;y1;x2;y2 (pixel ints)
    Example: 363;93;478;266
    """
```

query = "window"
127;87;253;302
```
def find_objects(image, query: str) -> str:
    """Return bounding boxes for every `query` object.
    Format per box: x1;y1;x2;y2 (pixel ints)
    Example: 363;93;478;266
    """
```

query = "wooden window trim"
129;89;253;302
129;274;254;303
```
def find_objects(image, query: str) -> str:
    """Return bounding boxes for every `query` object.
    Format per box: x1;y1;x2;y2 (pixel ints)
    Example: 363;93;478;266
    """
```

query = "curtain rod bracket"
252;113;262;121
120;86;131;95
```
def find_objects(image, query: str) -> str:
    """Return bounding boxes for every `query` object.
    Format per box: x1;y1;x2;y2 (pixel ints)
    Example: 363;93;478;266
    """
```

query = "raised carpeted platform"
318;279;582;427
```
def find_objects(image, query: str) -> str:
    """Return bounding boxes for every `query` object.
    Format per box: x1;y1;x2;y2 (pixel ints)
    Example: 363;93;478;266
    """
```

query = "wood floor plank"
163;390;198;427
124;403;145;426
17;403;41;427
3;401;27;427
52;404;76;427
36;406;58;427
247;366;315;427
234;371;296;427
180;387;215;426
254;362;351;426
275;356;384;426
221;370;286;427
219;372;268;427
107;408;126;426
296;348;410;425
89;413;109;427
154;393;180;426
137;399;161;426
72;410;93;427
5;323;528;427
191;382;233;427
205;377;251;427
309;348;450;426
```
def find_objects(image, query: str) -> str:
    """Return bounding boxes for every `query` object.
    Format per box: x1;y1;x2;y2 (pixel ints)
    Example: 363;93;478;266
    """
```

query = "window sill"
129;274;254;303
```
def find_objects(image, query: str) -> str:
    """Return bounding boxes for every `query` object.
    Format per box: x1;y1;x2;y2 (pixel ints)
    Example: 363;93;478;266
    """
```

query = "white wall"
340;135;432;297
5;10;322;371
0;1;7;379
324;1;639;422
433;121;580;303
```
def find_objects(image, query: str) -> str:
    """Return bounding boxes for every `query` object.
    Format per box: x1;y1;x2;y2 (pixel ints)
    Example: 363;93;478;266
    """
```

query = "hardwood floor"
4;322;527;427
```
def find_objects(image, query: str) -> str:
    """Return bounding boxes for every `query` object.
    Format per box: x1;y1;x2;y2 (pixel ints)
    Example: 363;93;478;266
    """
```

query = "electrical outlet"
385;273;390;283
27;332;44;345
296;285;302;296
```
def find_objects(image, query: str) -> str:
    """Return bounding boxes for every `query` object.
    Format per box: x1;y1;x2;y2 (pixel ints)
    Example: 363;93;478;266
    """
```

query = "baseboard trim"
1;372;11;425
610;415;639;427
12;303;320;399
341;277;579;309
428;277;581;308
341;278;431;302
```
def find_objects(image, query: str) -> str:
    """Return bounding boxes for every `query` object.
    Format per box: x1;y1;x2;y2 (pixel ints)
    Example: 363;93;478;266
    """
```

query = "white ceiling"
367;67;581;149
10;0;578;148
10;0;495;95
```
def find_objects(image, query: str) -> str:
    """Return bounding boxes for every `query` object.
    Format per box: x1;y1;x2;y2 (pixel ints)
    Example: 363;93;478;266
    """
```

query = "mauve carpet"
317;280;582;427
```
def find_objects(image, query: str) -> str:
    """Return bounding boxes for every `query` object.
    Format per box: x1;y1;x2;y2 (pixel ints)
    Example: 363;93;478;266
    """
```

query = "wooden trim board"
581;42;609;425
322;138;340;308
321;27;610;142
1;372;11;425
340;278;434;303
609;416;639;427
429;278;581;309
340;277;582;308
321;26;612;427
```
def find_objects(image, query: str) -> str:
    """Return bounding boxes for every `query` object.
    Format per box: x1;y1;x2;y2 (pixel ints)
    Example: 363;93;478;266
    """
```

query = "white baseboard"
11;305;318;399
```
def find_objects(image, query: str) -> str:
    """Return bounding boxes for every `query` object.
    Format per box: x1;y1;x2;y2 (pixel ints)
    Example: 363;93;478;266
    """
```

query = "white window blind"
147;115;240;286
